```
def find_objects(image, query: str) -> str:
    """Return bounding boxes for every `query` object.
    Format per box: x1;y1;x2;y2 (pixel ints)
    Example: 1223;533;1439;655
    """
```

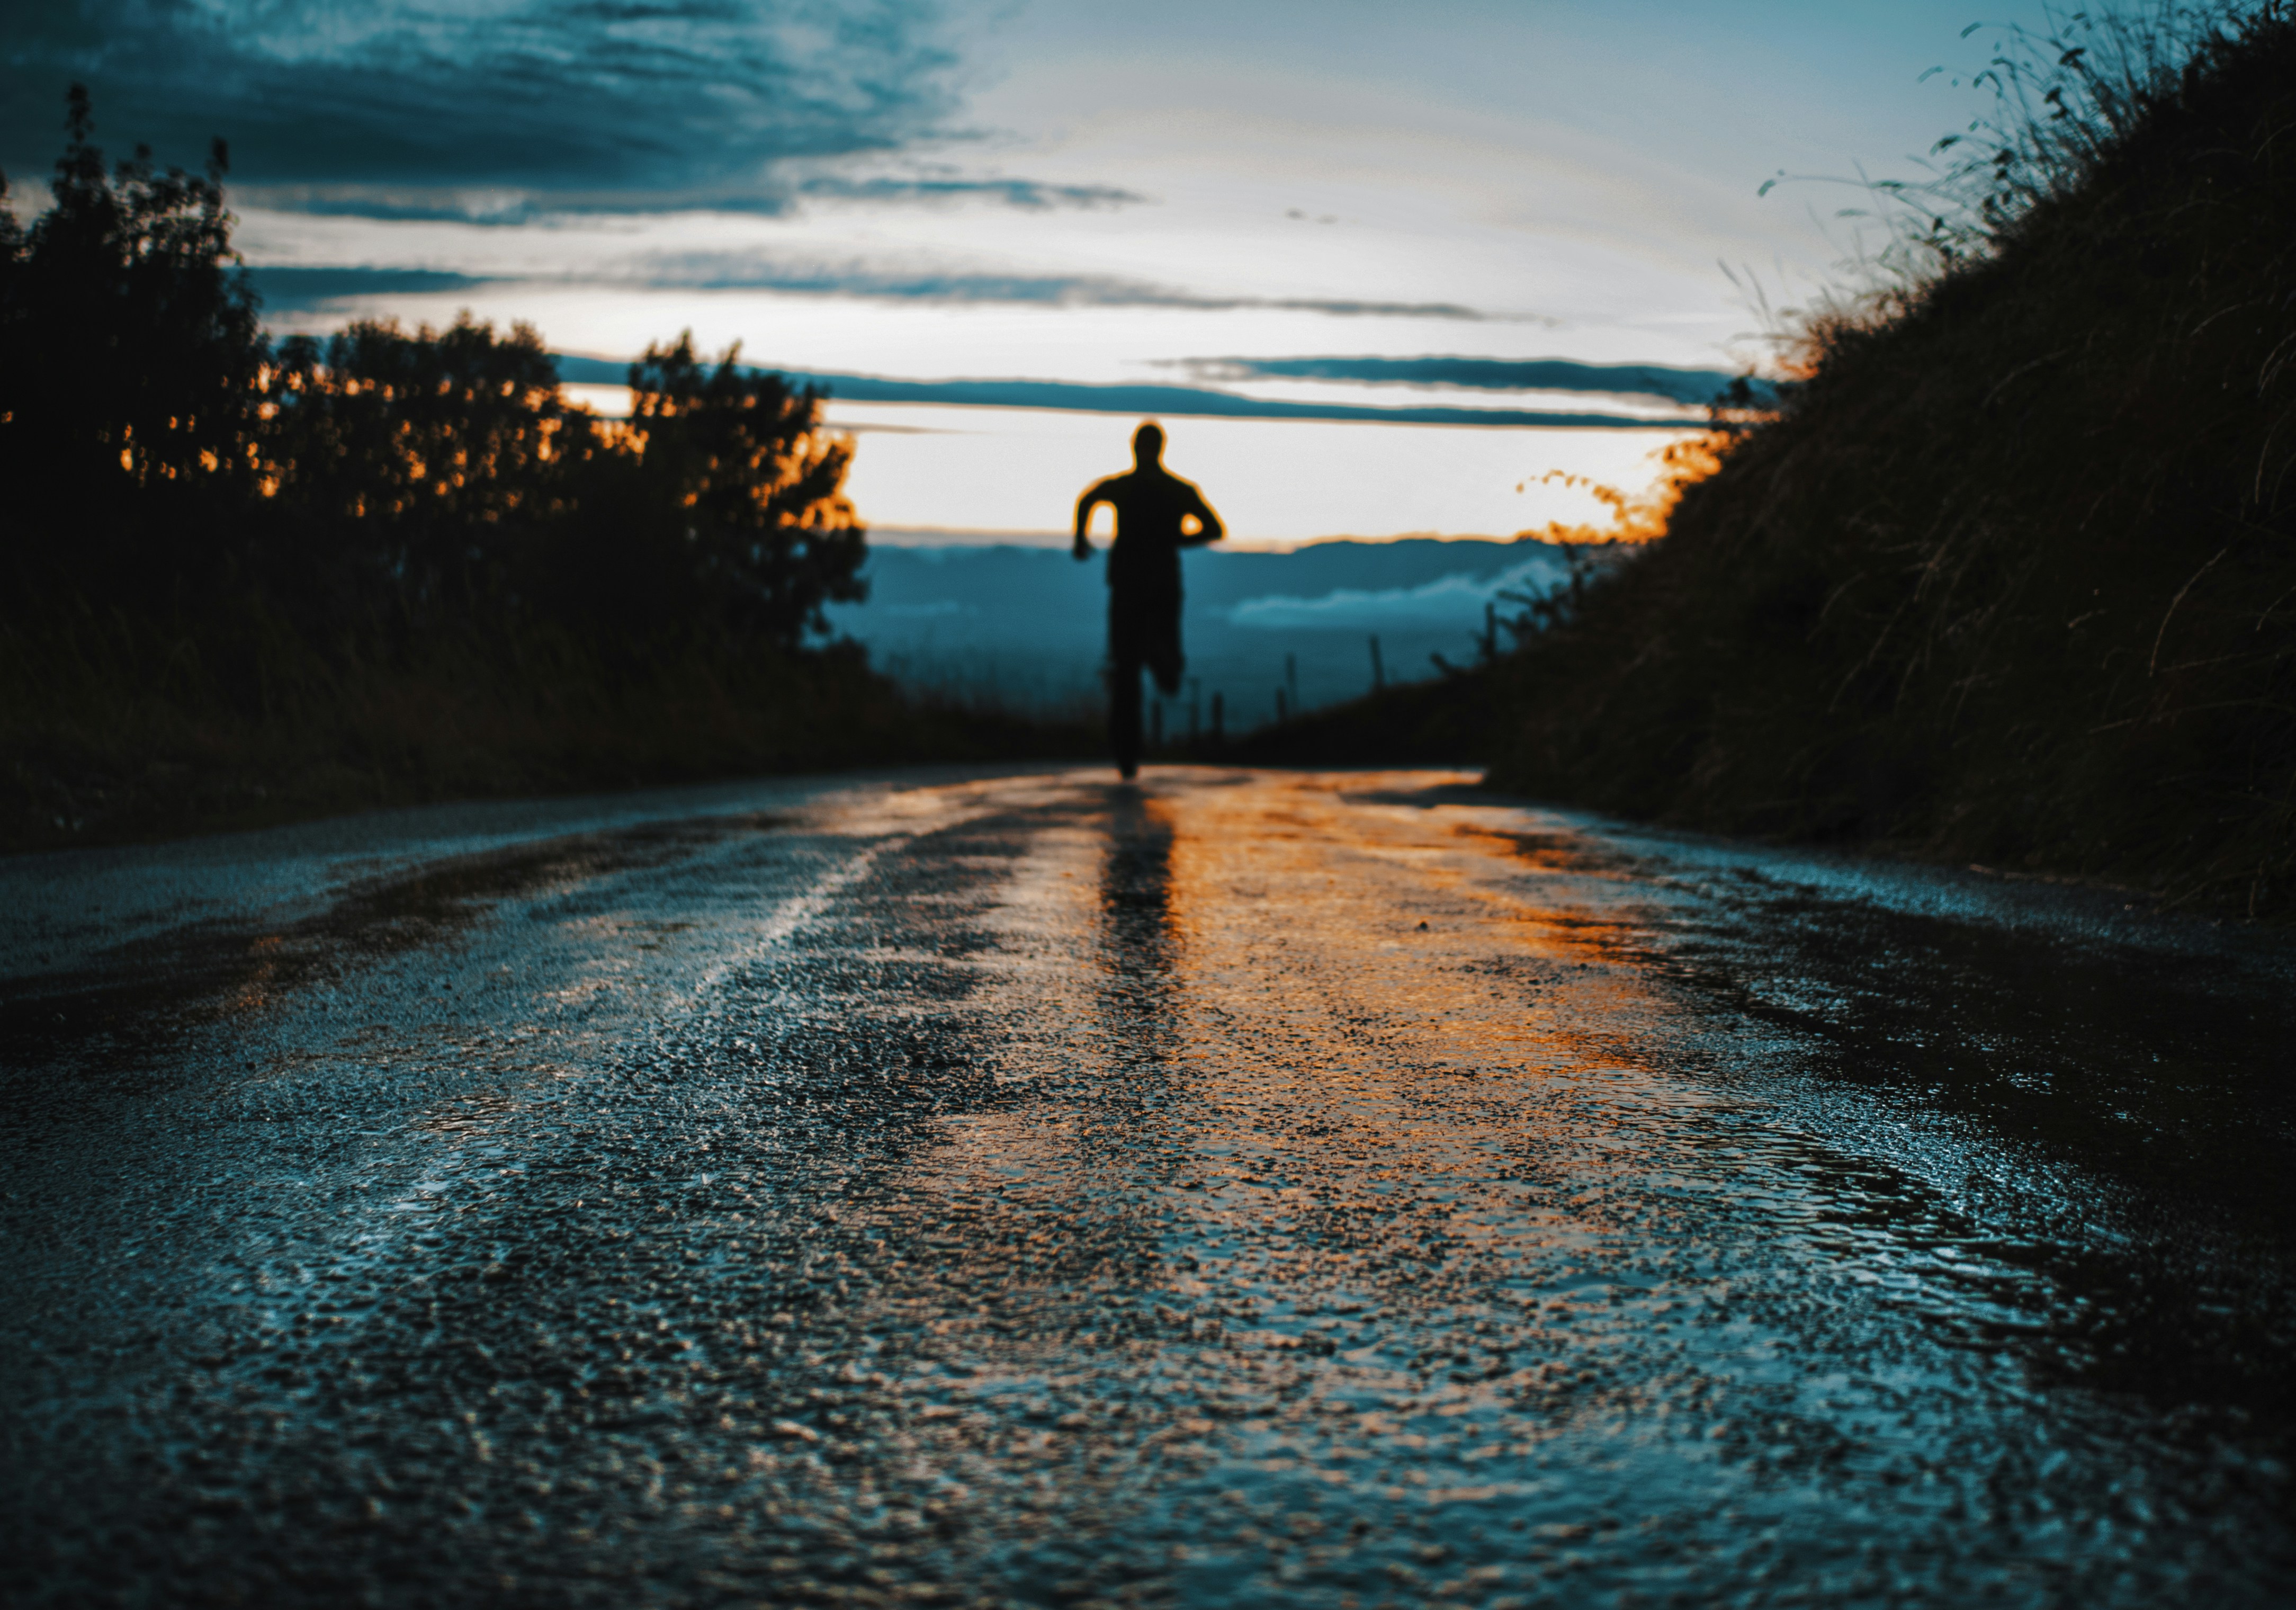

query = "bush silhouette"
563;334;866;641
1;85;865;654
259;317;584;620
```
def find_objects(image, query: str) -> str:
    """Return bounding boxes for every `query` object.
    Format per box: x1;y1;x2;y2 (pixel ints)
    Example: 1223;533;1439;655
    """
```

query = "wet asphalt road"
4;765;2294;1608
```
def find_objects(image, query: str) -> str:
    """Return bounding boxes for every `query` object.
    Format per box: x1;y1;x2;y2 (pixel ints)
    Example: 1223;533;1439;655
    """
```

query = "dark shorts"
1110;592;1183;694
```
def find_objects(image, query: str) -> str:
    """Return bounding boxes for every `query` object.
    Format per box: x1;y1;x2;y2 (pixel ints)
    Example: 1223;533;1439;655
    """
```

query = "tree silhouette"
2;86;868;659
1;85;265;595
618;334;867;641
264;317;595;619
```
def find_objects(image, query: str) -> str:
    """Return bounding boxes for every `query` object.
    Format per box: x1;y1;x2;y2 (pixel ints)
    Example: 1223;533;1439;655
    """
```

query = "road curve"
4;766;2293;1607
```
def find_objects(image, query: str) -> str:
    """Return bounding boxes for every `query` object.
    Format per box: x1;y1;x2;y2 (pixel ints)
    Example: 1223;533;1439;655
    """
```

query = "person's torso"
1102;470;1197;592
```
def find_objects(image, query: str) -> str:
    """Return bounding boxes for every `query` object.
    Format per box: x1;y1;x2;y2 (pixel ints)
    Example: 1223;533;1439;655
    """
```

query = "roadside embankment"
1351;5;2296;916
2;609;1090;852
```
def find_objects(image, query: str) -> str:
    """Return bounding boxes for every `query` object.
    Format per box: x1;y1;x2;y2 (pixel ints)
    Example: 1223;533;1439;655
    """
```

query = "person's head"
1132;421;1164;467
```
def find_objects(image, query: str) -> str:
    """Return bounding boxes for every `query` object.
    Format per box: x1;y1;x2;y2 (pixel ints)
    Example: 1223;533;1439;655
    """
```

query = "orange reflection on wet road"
6;765;2291;1606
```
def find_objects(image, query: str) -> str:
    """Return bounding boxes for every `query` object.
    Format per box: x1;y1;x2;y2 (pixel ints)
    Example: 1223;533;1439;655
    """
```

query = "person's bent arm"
1073;481;1113;560
1181;486;1225;547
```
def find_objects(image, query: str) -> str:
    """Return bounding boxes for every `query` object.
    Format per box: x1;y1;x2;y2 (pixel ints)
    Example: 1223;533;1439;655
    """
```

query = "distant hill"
828;538;1572;724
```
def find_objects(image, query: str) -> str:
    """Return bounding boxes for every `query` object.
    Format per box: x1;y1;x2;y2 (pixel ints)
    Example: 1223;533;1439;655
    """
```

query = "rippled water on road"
3;768;2292;1606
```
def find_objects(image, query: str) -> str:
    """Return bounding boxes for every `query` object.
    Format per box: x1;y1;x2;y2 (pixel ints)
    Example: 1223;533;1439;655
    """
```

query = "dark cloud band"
549;355;1693;429
0;0;962;212
245;267;496;310
795;176;1147;210
239;256;1528;321
622;253;1510;318
1175;355;1771;407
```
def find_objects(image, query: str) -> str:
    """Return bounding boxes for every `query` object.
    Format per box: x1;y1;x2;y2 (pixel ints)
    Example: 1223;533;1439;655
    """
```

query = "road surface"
4;766;2292;1606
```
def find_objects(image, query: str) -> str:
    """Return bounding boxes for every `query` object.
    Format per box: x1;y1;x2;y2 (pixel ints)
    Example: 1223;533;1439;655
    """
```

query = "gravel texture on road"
4;767;2293;1607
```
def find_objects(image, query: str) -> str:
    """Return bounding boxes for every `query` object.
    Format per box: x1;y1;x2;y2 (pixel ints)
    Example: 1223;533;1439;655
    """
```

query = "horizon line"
863;526;1602;551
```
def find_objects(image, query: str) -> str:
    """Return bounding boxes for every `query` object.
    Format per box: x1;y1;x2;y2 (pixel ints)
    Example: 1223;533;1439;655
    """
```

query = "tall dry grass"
1478;2;2296;914
2;600;1091;851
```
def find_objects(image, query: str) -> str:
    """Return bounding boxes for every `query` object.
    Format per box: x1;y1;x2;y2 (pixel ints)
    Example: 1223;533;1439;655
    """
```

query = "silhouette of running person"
1073;422;1225;779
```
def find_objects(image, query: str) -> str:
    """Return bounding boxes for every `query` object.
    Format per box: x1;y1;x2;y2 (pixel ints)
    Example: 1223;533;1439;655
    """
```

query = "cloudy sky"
2;0;2051;541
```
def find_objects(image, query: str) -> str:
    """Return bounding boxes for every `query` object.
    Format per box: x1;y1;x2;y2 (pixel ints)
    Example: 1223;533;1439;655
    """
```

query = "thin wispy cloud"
250;191;559;226
621;253;1510;318
1227;554;1571;631
245;266;494;309
0;0;970;214
1177;355;1766;407
548;356;1688;430
242;254;1519;320
795;175;1146;210
238;172;1143;225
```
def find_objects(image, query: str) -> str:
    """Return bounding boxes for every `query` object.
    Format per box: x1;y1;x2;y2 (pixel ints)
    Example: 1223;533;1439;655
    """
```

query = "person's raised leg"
1147;630;1185;700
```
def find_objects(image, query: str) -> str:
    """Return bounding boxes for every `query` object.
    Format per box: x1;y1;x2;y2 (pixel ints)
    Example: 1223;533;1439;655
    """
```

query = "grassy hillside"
2;605;1093;852
1463;3;2296;916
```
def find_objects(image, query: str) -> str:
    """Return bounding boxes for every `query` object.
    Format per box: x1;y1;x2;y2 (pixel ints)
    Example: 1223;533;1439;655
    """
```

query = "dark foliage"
0;88;1061;849
1;87;864;644
257;317;586;622
1222;663;1502;768
570;335;865;641
1;86;264;598
1478;3;2296;915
